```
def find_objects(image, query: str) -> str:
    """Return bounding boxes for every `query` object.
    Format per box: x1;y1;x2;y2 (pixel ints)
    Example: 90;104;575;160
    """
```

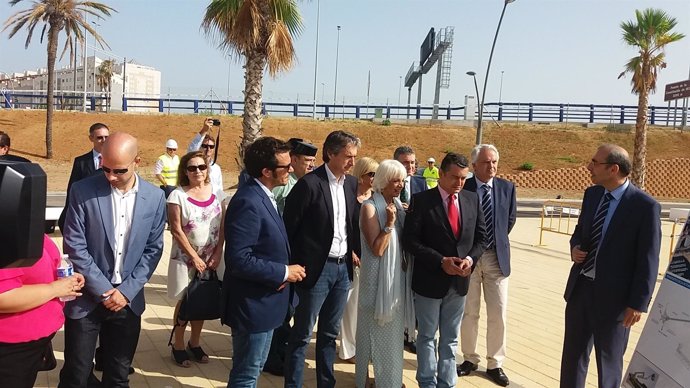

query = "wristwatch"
383;226;393;234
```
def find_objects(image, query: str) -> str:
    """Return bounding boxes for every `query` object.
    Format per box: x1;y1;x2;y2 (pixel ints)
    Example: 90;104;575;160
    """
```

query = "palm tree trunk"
631;88;649;190
240;50;267;162
45;24;59;159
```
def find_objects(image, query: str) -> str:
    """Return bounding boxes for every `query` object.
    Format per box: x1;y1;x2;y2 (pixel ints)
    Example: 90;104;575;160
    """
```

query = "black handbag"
177;270;222;322
37;340;57;371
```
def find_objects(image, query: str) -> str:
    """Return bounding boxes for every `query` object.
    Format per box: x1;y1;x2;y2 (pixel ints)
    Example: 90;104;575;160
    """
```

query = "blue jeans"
285;259;350;388
227;329;274;388
415;288;466;388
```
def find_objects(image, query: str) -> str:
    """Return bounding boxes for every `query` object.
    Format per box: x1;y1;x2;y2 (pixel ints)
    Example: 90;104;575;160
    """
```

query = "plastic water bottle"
57;254;75;302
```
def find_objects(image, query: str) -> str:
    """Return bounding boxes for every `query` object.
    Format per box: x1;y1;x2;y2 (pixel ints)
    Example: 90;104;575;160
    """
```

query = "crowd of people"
0;121;662;388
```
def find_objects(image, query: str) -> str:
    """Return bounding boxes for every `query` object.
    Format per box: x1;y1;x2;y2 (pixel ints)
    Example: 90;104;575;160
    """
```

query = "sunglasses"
186;164;208;172
200;144;215;150
273;164;292;171
102;166;130;175
365;172;376;177
167;148;177;151
94;135;109;141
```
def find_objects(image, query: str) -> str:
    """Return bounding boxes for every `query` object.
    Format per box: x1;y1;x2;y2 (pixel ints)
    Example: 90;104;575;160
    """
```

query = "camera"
212;119;221;126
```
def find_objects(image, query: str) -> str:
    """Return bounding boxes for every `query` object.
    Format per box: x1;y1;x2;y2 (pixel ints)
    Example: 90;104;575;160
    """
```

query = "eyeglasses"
186;164;208;172
167;148;177;151
590;159;615;167
94;135;109;141
273;164;292;170
201;144;215;150
365;172;376;177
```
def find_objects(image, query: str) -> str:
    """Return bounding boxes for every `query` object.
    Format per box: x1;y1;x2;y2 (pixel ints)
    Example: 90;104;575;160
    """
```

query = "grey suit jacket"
62;173;166;319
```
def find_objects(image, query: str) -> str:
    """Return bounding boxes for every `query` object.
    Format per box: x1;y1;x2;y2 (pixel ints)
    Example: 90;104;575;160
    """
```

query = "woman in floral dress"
167;150;226;367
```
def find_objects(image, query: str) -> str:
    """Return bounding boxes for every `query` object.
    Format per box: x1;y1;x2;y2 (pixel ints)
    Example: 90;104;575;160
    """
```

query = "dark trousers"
59;305;141;388
160;185;176;199
285;259;350;388
0;333;54;388
560;277;630;388
262;311;293;373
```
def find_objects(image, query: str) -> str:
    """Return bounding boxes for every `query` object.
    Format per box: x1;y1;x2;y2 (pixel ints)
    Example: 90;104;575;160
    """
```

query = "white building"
0;56;161;112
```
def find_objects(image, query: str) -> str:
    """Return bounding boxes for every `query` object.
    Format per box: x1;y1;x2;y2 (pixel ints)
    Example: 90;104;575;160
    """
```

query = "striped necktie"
581;192;613;278
482;185;494;249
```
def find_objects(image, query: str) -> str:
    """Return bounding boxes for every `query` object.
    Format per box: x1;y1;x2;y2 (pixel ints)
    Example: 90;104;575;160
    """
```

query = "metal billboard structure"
404;26;454;120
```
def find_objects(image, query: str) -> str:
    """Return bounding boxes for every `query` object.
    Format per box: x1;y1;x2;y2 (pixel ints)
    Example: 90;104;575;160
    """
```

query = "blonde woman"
339;157;379;362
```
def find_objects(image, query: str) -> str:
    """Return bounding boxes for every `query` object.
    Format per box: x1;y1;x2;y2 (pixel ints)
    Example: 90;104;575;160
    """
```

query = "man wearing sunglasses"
59;132;166;388
58;123;110;233
188;118;224;198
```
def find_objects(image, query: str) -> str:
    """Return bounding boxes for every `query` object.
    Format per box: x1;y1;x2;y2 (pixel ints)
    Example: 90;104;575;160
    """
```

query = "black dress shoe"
262;362;285;376
486;368;510;387
403;339;416;354
456;361;478;376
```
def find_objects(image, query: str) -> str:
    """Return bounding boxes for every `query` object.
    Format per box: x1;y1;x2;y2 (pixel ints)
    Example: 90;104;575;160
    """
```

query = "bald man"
59;132;166;388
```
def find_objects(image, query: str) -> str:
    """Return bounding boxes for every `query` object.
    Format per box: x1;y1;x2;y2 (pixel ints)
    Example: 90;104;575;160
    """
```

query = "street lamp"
466;71;481;115
321;82;325;104
333;25;341;106
92;21;100;97
476;0;516;145
311;0;320;119
499;70;505;103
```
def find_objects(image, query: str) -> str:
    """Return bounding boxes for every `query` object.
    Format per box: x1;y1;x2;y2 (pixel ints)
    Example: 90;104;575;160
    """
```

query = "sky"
1;0;689;108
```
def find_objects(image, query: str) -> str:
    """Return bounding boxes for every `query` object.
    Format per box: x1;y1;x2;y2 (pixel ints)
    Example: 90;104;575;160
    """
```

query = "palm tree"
201;0;303;162
96;58;114;111
618;8;685;189
3;0;115;159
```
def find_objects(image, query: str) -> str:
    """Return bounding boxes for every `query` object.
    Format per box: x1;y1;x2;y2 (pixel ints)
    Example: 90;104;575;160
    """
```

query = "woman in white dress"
340;157;379;363
167;151;226;367
356;159;409;388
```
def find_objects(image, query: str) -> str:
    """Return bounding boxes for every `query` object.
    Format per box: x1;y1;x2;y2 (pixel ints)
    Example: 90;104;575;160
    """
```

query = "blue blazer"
62;174;166;319
463;177;517;276
410;175;428;195
222;179;291;333
565;183;661;319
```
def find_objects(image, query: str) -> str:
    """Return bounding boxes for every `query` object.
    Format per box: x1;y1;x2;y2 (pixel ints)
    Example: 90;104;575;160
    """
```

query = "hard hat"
166;139;178;149
427;157;435;163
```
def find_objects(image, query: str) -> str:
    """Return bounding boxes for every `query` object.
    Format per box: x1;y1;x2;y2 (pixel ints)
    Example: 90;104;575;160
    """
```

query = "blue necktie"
482;185;494;249
581;193;613;278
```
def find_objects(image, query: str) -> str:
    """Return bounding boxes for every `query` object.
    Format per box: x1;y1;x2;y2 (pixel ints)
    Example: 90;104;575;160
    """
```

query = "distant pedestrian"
154;139;180;198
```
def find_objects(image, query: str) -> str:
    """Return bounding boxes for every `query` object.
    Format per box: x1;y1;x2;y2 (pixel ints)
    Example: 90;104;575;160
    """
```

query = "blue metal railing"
1;91;687;126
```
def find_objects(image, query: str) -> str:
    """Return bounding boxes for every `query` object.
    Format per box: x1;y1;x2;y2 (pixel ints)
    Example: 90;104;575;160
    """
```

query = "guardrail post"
158;98;164;113
325;105;330;118
619;105;625;124
355;106;360;118
293;104;298;116
498;103;503;121
193;100;199;113
415;106;420;120
386;106;391;119
589;104;594;123
528;103;534;122
447;102;451;120
650;106;655;125
122;96;127;112
3;92;11;108
227;102;233;114
559;104;564;122
90;96;96;111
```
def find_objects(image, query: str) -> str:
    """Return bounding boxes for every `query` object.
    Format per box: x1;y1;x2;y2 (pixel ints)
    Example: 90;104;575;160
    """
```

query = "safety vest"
158;154;179;186
423;166;440;188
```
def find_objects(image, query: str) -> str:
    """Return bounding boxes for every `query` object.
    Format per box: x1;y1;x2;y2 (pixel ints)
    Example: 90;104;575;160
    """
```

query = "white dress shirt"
325;164;348;257
437;185;473;265
110;175;139;284
92;149;102;170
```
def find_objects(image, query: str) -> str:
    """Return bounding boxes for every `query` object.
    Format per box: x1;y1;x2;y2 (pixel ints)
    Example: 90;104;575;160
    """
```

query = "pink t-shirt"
0;235;65;343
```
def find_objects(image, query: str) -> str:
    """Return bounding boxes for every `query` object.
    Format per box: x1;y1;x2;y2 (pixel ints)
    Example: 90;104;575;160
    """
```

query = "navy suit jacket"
283;164;358;289
463;177;517;276
222;179;291;333
565;183;661;319
62;174;166;319
403;187;487;298
410;175;428;195
58;150;98;231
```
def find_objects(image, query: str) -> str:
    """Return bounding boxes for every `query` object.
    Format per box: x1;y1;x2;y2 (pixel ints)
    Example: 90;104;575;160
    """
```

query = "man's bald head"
102;132;138;160
598;143;631;177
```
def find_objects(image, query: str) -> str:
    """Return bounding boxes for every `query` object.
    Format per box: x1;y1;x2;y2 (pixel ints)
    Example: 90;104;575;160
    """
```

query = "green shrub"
519;162;534;171
382;119;391;126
